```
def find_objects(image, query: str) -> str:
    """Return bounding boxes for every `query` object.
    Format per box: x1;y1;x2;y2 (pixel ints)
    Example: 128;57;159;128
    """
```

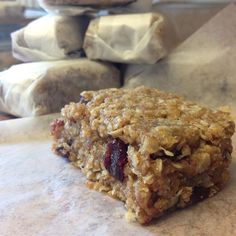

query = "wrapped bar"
51;86;235;224
0;59;120;117
11;15;89;62
40;0;136;7
38;0;136;15
83;13;167;64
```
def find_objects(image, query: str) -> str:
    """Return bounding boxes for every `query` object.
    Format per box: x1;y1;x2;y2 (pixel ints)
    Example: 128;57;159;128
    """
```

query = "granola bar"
42;0;136;7
51;86;235;224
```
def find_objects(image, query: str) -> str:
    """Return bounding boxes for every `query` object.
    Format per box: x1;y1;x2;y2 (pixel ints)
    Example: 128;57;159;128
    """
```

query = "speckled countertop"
0;114;235;236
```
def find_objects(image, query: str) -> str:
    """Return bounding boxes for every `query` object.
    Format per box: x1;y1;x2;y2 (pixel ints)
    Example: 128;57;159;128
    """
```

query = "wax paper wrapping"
37;0;137;16
11;15;89;62
0;1;24;18
0;113;236;236
83;13;167;64
124;4;236;111
0;59;120;117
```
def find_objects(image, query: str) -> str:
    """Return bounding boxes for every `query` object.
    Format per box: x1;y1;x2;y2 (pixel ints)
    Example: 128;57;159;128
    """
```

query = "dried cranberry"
150;154;158;160
50;119;65;138
191;186;210;203
104;138;128;182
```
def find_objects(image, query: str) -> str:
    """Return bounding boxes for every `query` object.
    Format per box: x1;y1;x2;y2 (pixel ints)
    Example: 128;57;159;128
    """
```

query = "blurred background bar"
0;0;45;71
0;0;233;71
17;0;40;8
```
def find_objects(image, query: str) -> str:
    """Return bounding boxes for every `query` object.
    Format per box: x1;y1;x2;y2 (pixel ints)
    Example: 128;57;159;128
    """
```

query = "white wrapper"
38;1;96;16
11;15;89;62
0;1;24;18
0;59;120;117
38;0;137;16
124;4;236;109
83;13;167;64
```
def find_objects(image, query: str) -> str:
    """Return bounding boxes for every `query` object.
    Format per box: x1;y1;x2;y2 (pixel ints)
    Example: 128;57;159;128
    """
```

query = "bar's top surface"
61;86;235;154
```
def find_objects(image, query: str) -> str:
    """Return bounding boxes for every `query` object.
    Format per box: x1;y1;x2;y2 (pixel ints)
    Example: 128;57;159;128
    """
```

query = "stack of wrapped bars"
0;0;173;117
0;0;225;117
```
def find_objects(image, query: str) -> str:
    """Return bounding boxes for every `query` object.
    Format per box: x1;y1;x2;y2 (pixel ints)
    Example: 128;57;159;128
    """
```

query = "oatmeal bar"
42;0;136;7
83;13;166;64
51;86;235;224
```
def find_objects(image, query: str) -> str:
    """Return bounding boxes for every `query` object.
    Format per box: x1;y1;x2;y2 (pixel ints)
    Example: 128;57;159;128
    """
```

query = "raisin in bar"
51;87;235;224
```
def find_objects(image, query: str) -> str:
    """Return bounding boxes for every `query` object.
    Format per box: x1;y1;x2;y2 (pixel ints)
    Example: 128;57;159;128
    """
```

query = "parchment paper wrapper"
0;59;120;117
0;114;236;236
83;13;168;64
124;4;236;111
38;0;137;16
0;1;24;18
11;15;89;62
